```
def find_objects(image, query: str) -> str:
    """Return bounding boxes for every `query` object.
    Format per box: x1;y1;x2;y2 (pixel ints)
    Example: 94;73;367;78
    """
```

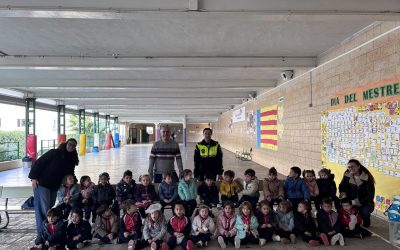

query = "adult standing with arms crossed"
149;125;183;183
28;139;79;239
194;128;223;181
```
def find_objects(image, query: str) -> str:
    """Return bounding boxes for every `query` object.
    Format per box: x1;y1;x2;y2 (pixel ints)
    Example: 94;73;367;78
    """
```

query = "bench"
235;148;252;161
0;186;34;229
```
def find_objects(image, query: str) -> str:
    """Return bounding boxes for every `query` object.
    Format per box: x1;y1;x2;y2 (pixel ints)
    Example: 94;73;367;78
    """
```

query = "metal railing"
0;142;20;162
40;139;56;155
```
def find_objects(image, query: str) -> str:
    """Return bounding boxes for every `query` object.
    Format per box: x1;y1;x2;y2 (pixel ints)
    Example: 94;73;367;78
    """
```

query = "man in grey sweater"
148;125;184;183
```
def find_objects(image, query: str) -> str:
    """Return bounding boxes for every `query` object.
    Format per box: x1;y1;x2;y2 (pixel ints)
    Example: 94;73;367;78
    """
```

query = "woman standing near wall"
339;159;375;227
28;138;79;237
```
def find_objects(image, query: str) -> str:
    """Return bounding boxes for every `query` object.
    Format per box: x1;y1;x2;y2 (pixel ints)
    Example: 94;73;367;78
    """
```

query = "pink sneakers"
186;240;194;250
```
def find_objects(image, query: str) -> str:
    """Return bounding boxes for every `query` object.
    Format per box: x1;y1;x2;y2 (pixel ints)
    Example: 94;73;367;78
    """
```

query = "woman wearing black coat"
28;138;79;237
339;159;375;227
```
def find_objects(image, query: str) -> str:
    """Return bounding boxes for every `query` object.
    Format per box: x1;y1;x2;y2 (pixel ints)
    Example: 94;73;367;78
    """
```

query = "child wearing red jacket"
167;202;194;250
338;198;371;239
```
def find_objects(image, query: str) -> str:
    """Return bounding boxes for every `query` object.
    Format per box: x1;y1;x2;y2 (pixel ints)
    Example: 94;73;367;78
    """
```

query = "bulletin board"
322;77;400;213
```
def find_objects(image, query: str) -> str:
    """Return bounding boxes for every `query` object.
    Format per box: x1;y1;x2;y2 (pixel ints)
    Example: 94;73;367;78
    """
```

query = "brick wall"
212;21;400;176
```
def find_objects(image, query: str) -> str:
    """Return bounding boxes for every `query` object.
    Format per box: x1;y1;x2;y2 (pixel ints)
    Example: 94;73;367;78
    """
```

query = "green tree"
68;114;94;135
0;131;25;161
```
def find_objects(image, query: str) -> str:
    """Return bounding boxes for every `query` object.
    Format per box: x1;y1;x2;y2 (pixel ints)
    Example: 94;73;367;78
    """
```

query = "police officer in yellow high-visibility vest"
194;128;223;181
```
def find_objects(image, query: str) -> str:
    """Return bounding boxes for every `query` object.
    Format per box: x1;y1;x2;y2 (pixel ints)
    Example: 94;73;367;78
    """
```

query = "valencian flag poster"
257;104;278;151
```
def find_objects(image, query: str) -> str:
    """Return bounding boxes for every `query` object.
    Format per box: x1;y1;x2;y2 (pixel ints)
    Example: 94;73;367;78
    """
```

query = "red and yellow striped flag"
259;104;278;151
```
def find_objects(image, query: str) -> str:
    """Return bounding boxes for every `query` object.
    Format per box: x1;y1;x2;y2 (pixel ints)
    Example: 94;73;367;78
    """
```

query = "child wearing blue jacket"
234;201;260;248
284;166;310;211
159;172;178;212
178;169;197;217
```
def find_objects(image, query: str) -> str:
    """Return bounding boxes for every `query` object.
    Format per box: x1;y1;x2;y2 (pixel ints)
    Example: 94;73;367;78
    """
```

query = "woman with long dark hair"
339;159;375;227
28;138;79;238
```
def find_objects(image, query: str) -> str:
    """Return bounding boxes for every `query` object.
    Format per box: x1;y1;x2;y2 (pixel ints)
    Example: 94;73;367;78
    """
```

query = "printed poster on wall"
232;107;245;123
322;76;400;214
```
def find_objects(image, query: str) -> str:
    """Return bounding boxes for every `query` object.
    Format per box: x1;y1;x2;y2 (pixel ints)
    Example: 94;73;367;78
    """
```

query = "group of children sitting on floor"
32;166;371;250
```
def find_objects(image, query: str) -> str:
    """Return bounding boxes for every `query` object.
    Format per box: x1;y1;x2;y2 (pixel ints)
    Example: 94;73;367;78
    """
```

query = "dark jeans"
67;239;87;249
220;235;235;246
238;195;259;211
359;204;374;227
240;234;259;245
288;198;304;212
118;232;142;243
182;199;197;217
160;200;176;213
299;233;320;243
56;202;73;221
221;195;238;204
33;186;57;235
136;239;162;250
94;233;117;244
191;233;212;244
80;199;93;221
342;225;371;238
258;227;274;241
201;195;219;207
276;229;293;240
167;236;192;250
154;172;179;184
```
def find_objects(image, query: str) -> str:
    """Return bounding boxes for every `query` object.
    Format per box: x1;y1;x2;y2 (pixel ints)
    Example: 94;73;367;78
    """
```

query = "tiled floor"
0;143;398;250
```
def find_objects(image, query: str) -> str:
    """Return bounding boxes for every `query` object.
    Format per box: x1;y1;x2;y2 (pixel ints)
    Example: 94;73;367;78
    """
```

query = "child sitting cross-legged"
178;169;197;218
92;172;116;223
166;202;194;250
219;170;241;205
114;170;136;215
131;203;169;250
284;166;310;211
118;200;142;247
237;169;259;211
32;207;67;250
66;208;92;249
275;200;296;244
135;174;157;218
234;201;260;248
56;174;80;221
256;200;280;246
79;175;95;221
317;197;345;247
198;174;220;208
92;205;119;244
158;172;178;213
263;167;284;209
191;205;215;247
338;198;371;239
294;201;320;247
215;201;237;249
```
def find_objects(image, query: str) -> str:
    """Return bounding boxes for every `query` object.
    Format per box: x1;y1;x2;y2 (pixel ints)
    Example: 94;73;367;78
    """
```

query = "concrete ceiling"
0;0;399;123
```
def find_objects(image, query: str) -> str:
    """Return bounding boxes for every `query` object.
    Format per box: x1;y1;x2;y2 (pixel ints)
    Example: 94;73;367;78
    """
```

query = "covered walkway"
0;143;397;249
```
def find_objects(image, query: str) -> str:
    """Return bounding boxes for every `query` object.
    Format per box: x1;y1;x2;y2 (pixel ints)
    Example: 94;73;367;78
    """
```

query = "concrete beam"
0;10;399;21
0;56;316;69
33;92;252;99
63;98;242;105
1;0;399;14
0;79;277;88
